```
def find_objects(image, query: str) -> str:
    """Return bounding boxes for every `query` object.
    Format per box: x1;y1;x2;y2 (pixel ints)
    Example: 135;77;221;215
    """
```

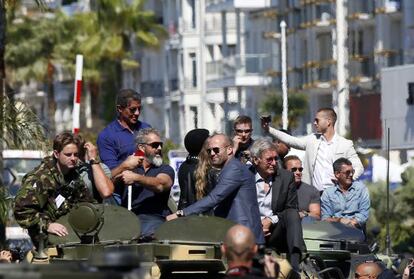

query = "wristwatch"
176;210;185;217
89;158;101;165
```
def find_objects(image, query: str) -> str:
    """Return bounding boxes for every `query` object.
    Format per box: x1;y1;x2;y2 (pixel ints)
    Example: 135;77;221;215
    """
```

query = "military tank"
302;221;390;279
30;202;235;278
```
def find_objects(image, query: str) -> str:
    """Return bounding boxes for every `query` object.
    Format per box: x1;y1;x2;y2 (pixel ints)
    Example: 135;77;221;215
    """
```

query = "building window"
190;52;197;87
190;106;198;128
189;0;196;29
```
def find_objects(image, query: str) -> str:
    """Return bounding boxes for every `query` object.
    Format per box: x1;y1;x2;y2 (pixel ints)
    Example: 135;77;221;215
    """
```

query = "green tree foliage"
260;91;308;129
5;0;167;123
367;169;414;254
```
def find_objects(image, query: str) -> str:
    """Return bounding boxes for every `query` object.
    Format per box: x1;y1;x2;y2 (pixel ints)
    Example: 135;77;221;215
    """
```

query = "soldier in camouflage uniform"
14;132;95;248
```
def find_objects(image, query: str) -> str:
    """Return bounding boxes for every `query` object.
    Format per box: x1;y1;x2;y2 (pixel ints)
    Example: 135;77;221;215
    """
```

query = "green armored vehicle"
302;221;389;279
34;202;235;277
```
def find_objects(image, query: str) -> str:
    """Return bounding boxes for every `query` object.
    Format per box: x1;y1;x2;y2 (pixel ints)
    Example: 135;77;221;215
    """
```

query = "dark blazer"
270;168;299;214
183;158;265;244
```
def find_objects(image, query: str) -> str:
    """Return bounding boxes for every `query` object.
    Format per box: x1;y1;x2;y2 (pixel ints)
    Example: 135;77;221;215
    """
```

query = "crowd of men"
13;88;377;274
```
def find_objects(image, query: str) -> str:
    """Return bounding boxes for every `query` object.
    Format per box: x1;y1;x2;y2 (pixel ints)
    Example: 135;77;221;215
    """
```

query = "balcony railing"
140;81;164;98
206;54;275;81
349;57;375;79
349;0;375;17
205;17;237;33
315;3;333;25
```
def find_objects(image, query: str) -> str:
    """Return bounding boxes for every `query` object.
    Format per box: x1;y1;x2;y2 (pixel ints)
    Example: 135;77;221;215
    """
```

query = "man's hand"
232;135;241;152
166;213;178;221
47;222;68;237
0;250;12;263
261;117;270;133
122;155;143;170
264;254;280;278
83;142;99;161
117;170;139;185
261;217;273;237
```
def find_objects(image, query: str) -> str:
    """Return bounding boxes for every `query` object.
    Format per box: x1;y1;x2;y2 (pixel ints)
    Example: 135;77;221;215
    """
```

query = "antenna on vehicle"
385;125;391;256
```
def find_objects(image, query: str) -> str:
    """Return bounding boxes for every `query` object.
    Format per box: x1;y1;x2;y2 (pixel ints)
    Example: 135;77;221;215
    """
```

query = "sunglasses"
339;170;355;176
235;129;252;134
127;107;140;114
145;142;163;149
207;147;221;154
291;167;303;173
264;156;279;164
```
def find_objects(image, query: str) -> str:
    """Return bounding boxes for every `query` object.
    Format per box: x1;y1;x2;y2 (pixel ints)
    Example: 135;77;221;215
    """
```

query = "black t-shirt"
297;182;320;212
123;164;175;217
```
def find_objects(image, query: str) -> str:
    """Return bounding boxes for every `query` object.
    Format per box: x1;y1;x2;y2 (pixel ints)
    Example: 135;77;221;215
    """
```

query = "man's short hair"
116;89;142;108
283;155;301;168
333;157;352;173
250;137;276;159
135;128;161;145
233;115;252;129
53;132;83;153
317;108;337;124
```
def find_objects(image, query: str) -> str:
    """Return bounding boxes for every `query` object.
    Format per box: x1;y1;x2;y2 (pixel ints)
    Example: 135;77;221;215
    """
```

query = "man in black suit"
167;133;264;244
250;138;305;272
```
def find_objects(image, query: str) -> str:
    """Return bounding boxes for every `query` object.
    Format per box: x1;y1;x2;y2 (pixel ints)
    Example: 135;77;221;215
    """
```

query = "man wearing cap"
178;129;210;209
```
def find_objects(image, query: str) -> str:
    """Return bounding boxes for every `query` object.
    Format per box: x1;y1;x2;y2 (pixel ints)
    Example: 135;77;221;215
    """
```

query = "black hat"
184;129;210;155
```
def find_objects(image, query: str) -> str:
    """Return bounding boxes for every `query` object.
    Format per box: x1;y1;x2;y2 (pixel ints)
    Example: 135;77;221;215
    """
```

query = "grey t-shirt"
297;182;320;212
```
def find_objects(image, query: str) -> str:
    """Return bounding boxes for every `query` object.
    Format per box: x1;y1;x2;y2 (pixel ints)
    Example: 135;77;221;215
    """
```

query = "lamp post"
280;20;288;130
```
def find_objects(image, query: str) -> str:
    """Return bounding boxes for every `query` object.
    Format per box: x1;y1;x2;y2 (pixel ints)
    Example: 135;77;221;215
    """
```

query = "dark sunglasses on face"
339;170;355;176
264;157;279;164
291;167;303;173
146;142;163;149
207;147;221;154
235;129;252;134
127;107;140;114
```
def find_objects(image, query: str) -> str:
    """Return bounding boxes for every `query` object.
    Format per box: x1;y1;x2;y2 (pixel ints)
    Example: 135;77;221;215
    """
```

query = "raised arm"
268;127;307;150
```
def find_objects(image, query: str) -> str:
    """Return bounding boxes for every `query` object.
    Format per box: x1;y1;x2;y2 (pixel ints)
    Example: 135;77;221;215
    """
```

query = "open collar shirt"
312;133;338;191
320;180;370;225
255;172;279;224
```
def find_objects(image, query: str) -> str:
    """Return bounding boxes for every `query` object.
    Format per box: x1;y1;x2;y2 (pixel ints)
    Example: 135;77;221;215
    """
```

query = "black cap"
184;129;210;155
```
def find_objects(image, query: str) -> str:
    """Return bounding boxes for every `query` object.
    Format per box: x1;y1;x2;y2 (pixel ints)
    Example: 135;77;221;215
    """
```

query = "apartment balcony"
314;3;334;30
348;1;375;21
140;81;164;98
376;0;401;14
206;0;278;13
206;54;274;89
349;56;375;85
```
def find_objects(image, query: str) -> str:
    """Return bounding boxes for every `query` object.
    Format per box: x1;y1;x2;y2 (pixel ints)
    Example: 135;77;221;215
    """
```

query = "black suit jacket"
270;168;299;214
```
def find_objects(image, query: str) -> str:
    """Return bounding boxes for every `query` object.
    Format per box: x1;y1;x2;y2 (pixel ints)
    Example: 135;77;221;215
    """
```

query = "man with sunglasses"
167;133;264;245
262;108;364;192
283;155;320;220
97;89;151;204
116;128;174;237
250;138;305;273
233;115;254;163
321;158;370;229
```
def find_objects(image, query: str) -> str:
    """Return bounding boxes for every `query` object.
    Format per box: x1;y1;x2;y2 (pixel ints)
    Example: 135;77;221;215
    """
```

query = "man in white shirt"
262;108;364;191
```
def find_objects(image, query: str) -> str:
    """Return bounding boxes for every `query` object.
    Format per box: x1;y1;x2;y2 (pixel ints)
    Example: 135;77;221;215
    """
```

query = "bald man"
222;225;278;278
167;134;264;244
355;261;397;279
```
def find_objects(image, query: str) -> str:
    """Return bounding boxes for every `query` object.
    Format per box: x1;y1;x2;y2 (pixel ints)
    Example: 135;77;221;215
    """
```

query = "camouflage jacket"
14;156;94;239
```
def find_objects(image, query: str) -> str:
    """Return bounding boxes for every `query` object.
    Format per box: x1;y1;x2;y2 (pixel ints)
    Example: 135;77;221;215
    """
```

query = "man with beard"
233;116;254;164
97;89;151;204
116;128;174;237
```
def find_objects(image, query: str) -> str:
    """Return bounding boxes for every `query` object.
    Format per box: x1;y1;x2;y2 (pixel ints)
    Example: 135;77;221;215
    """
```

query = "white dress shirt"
255;173;279;224
312;133;338;191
